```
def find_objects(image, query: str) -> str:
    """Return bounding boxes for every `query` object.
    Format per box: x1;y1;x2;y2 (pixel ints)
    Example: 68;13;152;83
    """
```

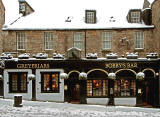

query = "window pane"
44;32;54;50
9;73;27;93
11;74;18;91
43;74;50;91
103;80;108;96
114;79;136;97
51;74;59;92
136;32;144;49
17;33;26;50
87;11;95;23
42;72;59;93
20;74;27;91
102;32;112;50
74;32;83;49
87;80;92;96
87;80;108;97
131;12;140;23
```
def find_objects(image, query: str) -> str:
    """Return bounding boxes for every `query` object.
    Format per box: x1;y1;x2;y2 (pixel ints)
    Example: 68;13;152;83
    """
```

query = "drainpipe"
84;30;87;58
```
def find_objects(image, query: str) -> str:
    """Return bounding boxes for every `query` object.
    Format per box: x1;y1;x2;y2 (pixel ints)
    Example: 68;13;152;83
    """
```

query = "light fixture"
136;72;145;80
60;73;68;79
79;72;87;80
108;73;116;80
28;74;35;81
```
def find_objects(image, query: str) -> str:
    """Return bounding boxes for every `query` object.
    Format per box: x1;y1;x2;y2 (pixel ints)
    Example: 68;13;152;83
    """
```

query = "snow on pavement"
0;98;160;117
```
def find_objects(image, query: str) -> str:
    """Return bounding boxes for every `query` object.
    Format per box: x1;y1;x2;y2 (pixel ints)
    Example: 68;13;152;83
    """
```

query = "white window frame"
135;32;144;49
131;11;140;23
16;32;26;50
74;32;83;50
102;32;112;50
44;32;54;50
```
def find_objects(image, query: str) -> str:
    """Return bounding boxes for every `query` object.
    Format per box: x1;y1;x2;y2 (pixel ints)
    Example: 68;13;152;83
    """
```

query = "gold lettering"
122;63;126;68
28;64;31;68
17;64;22;68
134;63;137;67
105;62;138;68
112;63;116;68
43;64;47;68
105;64;110;68
40;64;43;68
17;64;50;69
46;64;50;69
115;63;119;68
127;63;130;68
119;63;122;68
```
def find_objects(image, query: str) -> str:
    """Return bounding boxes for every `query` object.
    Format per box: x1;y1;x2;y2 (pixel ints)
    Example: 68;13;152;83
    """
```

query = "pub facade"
2;49;159;107
0;0;160;107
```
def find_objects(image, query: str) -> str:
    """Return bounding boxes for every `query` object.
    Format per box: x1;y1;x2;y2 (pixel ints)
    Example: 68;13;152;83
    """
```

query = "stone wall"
0;0;5;54
152;0;160;56
3;28;155;58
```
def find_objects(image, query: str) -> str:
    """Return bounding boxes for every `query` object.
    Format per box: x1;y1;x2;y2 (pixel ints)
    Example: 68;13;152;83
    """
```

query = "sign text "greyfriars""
17;64;50;69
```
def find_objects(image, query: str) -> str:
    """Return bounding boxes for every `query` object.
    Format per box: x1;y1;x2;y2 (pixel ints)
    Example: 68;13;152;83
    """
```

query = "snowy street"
0;98;160;117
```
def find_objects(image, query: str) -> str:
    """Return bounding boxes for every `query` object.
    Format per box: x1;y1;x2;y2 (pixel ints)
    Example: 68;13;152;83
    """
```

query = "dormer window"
131;11;141;23
18;0;34;16
127;9;141;23
20;3;26;12
85;10;96;24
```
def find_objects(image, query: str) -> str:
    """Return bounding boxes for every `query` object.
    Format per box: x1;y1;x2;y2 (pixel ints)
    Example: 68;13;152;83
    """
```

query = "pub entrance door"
67;72;81;103
137;79;154;106
70;81;80;102
142;80;154;106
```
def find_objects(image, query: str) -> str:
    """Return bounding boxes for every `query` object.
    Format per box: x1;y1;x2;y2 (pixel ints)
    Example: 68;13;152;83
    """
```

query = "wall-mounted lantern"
136;72;145;80
79;72;87;80
60;73;68;80
108;73;116;80
28;74;35;81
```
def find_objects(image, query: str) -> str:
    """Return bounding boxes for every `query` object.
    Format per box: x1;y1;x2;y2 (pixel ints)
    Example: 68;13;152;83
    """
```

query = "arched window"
87;70;108;97
114;70;136;97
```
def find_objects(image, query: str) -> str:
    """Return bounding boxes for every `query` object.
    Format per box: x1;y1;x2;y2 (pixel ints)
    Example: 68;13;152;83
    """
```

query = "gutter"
2;25;155;31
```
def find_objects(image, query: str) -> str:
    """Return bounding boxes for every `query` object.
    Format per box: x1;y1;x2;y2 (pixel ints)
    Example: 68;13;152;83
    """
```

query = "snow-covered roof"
2;0;155;30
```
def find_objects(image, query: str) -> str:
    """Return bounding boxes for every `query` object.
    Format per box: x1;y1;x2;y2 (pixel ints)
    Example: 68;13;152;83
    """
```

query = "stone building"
0;0;160;107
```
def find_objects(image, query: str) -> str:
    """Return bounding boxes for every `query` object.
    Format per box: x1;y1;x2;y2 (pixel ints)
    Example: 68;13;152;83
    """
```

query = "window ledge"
17;49;26;51
9;92;27;93
45;49;53;51
87;96;108;98
114;96;136;98
134;48;144;52
102;49;111;52
41;91;59;93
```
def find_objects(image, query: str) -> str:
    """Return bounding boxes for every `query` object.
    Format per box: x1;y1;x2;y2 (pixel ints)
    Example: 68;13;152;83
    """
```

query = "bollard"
13;95;23;107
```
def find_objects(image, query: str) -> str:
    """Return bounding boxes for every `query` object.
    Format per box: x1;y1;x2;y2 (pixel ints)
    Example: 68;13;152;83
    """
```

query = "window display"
9;72;27;93
114;79;136;97
87;80;108;96
41;72;59;93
